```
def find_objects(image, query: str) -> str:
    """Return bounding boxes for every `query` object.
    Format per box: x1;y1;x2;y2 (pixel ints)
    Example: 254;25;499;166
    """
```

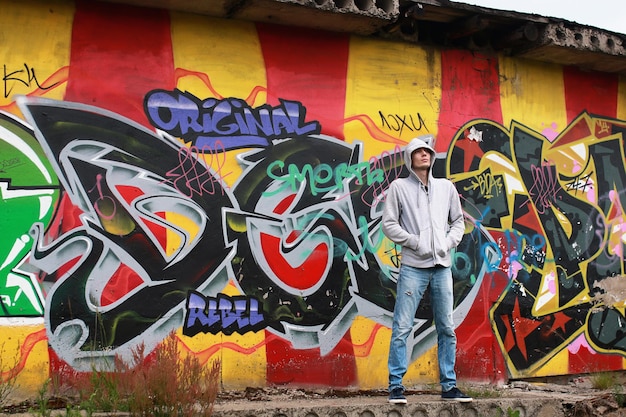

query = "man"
382;135;471;404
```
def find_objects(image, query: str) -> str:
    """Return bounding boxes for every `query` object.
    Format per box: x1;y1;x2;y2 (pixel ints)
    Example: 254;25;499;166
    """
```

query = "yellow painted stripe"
217;282;267;389
1;322;49;401
170;12;267;185
618;74;626;120
171;13;266;104
0;1;73;396
0;0;73;116
170;15;267;388
350;318;439;388
499;57;567;314
498;56;568;139
404;345;439;387
345;38;443;386
345;37;442;159
349;317;390;389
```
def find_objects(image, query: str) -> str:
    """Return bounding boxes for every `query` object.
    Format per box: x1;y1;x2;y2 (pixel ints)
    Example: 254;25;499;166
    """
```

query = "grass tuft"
590;372;617;390
461;384;502;398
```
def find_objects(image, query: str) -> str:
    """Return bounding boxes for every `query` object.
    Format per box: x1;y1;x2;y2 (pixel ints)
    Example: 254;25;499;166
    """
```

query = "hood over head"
404;134;436;171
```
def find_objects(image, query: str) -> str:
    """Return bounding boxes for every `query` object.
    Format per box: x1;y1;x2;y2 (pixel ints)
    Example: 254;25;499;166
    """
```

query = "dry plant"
66;331;221;416
121;332;221;417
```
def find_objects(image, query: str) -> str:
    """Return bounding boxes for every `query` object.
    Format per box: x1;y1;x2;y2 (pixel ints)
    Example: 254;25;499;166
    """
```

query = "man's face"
411;148;431;171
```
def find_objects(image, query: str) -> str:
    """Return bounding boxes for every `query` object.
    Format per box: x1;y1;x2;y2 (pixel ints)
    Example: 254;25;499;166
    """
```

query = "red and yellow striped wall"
1;0;626;399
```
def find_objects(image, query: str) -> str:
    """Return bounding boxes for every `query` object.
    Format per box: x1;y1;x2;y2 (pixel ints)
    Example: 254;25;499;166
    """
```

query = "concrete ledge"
212;392;578;417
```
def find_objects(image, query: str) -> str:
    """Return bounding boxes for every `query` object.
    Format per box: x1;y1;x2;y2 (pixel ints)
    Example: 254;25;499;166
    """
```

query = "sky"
452;0;625;34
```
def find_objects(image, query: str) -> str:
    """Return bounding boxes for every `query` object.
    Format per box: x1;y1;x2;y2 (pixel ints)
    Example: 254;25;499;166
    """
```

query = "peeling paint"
591;275;626;310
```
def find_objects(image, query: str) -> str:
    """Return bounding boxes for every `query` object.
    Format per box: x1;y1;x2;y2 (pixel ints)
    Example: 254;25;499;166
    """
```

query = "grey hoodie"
381;135;465;268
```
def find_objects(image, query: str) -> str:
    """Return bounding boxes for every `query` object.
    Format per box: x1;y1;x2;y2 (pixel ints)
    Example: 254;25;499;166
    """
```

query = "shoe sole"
442;398;473;403
388;399;407;405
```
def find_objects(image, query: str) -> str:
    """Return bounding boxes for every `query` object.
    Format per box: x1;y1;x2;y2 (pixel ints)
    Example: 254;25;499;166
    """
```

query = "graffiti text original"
144;89;321;151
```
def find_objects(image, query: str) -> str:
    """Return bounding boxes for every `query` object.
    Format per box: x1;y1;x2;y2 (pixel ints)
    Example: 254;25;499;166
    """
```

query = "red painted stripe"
438;50;503;152
256;24;356;387
66;0;175;126
256;24;349;140
563;66;618;122
55;1;175;326
563;67;620;375
64;1;174;240
439;50;504;379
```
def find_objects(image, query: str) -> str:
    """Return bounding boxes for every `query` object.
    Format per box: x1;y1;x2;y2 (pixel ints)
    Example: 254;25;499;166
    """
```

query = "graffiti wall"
2;0;626;397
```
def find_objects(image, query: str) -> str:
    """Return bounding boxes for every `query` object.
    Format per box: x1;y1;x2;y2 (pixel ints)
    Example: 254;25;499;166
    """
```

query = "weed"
29;375;83;416
0;342;19;407
64;403;87;417
6;331;220;416
465;404;517;417
120;332;221;417
590;372;617;390
613;385;625;408
506;407;521;417
461;384;502;398
77;364;126;412
62;331;221;416
31;379;51;417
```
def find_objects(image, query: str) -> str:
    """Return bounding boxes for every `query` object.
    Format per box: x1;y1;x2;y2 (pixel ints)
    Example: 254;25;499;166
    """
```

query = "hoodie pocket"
415;235;430;256
415;220;432;256
433;228;449;258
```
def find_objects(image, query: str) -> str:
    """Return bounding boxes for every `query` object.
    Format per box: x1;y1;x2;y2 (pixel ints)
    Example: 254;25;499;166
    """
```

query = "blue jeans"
388;264;457;392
